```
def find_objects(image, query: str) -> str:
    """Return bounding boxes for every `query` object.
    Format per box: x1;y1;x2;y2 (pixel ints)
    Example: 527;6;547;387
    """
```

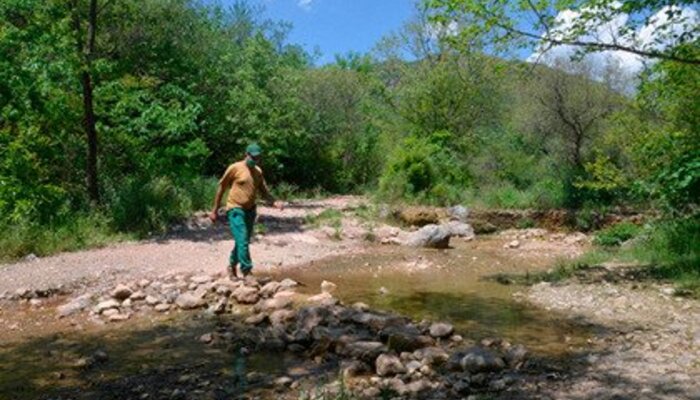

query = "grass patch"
0;213;133;263
593;222;642;246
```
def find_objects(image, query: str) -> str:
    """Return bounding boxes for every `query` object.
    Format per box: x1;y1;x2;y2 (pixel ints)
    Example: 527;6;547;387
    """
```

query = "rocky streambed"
2;272;539;400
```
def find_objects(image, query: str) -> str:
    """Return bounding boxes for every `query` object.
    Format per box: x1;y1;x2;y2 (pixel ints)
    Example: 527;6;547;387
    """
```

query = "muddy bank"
392;205;646;233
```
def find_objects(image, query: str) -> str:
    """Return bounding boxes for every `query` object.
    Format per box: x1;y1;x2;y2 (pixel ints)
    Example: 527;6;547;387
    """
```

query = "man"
209;143;283;280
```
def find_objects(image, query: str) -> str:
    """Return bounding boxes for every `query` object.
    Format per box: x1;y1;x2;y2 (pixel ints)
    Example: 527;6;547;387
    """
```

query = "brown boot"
227;264;239;281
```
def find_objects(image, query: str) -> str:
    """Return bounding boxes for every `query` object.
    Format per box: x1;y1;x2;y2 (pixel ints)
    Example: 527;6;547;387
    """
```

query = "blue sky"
260;0;417;64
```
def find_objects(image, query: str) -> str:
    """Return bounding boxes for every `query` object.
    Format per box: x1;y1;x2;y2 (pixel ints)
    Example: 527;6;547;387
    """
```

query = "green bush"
593;222;642;246
631;215;700;296
0;214;130;262
378;132;470;205
106;176;216;235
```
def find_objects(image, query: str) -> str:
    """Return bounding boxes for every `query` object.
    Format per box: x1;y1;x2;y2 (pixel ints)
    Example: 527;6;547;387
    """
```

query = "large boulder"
444;221;475;240
405;224;452;248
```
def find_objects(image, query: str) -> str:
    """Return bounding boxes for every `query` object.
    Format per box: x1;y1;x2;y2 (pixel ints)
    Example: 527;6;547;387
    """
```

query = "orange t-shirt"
219;161;271;210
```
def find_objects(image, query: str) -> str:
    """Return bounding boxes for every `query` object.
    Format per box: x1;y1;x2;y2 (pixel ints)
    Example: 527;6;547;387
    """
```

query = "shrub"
594;222;642;246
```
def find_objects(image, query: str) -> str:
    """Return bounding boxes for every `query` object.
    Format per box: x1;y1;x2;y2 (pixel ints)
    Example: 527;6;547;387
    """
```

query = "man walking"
209;143;283;279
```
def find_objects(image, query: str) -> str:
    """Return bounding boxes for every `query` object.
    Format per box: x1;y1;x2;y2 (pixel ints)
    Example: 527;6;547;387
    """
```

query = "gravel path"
0;197;367;295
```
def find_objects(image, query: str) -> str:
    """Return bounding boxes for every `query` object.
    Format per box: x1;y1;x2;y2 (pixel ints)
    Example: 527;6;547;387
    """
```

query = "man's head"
245;143;262;167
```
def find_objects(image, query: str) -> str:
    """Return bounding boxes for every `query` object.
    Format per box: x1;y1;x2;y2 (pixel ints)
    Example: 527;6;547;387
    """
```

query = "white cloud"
530;5;699;77
298;0;314;11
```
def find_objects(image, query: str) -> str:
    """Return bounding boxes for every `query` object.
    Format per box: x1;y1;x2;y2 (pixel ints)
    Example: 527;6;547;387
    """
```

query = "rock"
295;306;335;334
307;292;338;306
379;286;390;295
405;224;452;249
429;322;454;338
274;376;293;388
376;354;406;377
336;341;387;362
444;221;475;240
93;350;108;363
108;313;130;322
413;347;449;366
406;360;422;374
402;378;433;395
504;240;520;249
175;293;205;310
93;299;120;314
210;298;227;315
121;299;132;308
129;291;146;301
505;344;528;368
387;332;434;353
57;294;93;317
110;284;132;300
15;288;33;299
154;304;171;312
269;309;296;327
245;313;268;325
260;281;281;298
278;278;299;291
256;296;293;313
352;312;405;331
321;280;337;294
144;295;159;306
199;333;213;344
460;347;506;373
103;308;120;318
232;286;259;304
137;279;150;288
352;302;370;312
190;275;213;284
448;205;469;222
340;360;370;379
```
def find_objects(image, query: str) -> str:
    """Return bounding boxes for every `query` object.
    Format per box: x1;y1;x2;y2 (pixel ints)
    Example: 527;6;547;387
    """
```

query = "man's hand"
208;210;218;223
273;200;285;210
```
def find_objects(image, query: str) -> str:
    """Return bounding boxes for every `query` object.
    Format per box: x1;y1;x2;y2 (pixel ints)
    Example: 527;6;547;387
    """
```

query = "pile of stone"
54;275;528;398
55;273;303;322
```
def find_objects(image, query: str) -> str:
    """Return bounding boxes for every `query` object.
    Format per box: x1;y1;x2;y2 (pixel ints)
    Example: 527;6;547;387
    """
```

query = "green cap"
246;143;262;157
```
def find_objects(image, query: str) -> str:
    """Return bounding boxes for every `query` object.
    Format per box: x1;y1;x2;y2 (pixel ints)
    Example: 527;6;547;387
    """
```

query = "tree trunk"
81;69;99;204
73;0;100;204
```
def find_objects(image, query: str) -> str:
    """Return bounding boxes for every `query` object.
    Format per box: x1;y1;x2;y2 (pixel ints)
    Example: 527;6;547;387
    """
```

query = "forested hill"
1;0;697;269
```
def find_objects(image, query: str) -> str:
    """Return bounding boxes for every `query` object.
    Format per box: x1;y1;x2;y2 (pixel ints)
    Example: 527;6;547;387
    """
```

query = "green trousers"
227;207;256;273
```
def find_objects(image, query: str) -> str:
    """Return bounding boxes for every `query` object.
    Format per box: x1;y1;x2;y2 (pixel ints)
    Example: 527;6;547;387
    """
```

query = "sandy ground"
0;196;367;296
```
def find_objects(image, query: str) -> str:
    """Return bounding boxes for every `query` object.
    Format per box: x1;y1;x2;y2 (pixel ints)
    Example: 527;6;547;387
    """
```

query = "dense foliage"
1;0;698;269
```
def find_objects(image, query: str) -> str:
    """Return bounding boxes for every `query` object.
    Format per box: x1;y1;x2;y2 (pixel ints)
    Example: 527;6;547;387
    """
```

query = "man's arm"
258;173;284;209
210;166;234;222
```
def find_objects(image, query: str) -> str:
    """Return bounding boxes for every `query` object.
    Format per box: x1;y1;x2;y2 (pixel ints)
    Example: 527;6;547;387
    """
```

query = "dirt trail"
0;196;366;296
